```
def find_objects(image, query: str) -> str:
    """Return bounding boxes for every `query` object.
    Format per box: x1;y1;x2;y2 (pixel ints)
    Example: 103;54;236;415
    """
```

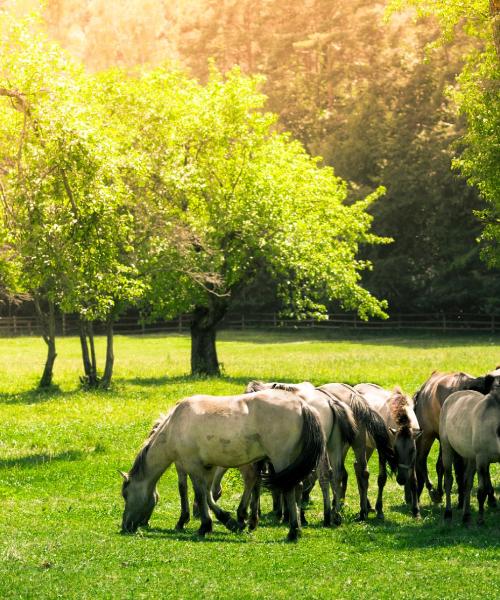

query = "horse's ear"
412;429;423;440
389;427;397;436
118;469;129;481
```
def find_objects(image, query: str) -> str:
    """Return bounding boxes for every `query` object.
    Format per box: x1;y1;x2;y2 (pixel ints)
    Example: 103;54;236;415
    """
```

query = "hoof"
487;497;497;509
323;514;332;527
429;489;443;504
332;513;342;526
376;512;385;521
197;522;213;536
356;512;368;522
248;519;258;532
300;512;308;526
175;521;185;531
226;518;244;532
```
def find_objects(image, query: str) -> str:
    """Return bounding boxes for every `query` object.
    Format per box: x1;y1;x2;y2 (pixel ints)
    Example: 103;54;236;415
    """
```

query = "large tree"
105;66;389;375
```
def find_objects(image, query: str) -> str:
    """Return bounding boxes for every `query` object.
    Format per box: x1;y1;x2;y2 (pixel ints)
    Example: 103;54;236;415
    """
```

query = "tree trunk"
35;297;57;388
79;319;99;387
190;302;227;376
100;319;114;389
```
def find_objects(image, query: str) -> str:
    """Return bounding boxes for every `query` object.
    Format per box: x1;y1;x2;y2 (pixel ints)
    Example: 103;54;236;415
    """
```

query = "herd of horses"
120;367;500;541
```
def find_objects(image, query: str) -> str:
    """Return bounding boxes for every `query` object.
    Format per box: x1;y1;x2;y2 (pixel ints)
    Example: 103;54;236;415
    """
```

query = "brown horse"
120;389;325;541
413;367;500;504
318;383;397;520
354;383;422;519
440;385;500;525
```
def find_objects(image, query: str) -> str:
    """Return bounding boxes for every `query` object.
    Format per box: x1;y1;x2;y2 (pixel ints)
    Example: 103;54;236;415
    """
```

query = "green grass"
1;330;499;599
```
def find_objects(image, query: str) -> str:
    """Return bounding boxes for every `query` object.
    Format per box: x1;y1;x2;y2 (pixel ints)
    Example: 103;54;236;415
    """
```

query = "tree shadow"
0;386;83;405
122;373;255;389
0;449;86;469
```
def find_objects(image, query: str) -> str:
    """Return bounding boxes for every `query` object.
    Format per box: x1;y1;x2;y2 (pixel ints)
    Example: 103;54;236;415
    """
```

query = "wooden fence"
0;312;498;337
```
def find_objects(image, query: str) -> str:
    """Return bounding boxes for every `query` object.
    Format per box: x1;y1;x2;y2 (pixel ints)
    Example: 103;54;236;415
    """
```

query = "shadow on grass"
0;449;86;469
121;373;254;389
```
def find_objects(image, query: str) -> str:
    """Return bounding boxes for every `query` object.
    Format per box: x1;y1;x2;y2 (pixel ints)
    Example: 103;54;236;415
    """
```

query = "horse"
317;383;397;520
354;383;422;518
242;381;358;526
440;385;500;525
120;389;325;541
413;367;500;505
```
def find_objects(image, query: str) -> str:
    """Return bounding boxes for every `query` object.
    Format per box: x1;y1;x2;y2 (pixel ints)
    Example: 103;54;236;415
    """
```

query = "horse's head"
389;388;422;485
120;470;159;533
465;366;500;394
389;427;422;485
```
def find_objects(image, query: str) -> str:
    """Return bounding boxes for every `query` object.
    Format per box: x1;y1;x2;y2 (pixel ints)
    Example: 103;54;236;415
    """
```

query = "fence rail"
0;312;498;337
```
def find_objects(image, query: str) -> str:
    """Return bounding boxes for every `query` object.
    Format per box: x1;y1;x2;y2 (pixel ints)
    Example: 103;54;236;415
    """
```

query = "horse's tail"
327;397;357;446
349;392;398;473
262;401;325;493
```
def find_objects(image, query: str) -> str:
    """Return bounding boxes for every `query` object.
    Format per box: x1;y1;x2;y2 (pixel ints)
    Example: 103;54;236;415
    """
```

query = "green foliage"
0;10;143;321
388;0;500;268
105;65;389;322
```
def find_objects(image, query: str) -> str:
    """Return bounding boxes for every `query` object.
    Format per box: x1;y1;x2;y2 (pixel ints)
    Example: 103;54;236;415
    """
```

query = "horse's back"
440;390;485;459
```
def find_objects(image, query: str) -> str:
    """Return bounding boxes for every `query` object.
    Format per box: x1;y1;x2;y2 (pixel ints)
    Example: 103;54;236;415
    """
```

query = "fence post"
442;314;446;332
178;315;183;333
273;313;277;327
13;315;17;336
62;313;66;336
492;315;495;333
241;314;245;330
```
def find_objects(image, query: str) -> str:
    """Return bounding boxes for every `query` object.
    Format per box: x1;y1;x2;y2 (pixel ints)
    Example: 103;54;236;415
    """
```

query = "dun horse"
440;385;500;525
413;367;500;504
354;383;422;518
120;389;325;541
244;381;358;526
318;383;397;520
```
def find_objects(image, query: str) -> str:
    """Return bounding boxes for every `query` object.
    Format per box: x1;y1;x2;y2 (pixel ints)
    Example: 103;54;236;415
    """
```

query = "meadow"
1;330;499;599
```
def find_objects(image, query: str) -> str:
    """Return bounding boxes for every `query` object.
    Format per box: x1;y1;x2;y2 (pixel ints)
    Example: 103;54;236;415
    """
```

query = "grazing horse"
318;383;397;520
413;367;500;504
244;381;358;526
354;383;422;519
440;386;500;525
120;389;325;541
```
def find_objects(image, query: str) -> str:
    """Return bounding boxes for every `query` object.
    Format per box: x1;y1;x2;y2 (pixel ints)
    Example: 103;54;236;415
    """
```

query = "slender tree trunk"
100;318;114;389
491;1;500;58
79;319;99;387
190;302;227;376
35;297;57;388
79;319;92;382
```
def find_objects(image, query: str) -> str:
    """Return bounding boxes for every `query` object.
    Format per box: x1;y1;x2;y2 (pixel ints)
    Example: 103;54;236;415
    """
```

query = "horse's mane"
245;380;266;393
128;409;174;479
390;387;412;434
271;382;301;392
246;380;302;393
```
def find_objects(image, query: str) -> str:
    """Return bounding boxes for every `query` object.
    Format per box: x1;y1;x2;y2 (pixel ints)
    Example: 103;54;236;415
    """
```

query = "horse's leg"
353;433;370;521
453;454;465;509
435;444;444;502
175;466;190;530
190;475;213;536
409;469;421;518
318;455;333;526
302;471;317;506
442;441;454;522
272;489;284;520
461;459;476;526
236;464;258;528
485;465;497;508
416;433;438;502
206;486;244;533
295;482;307;526
340;445;349;501
476;458;489;526
211;466;227;502
248;468;262;531
284;488;301;542
375;455;387;520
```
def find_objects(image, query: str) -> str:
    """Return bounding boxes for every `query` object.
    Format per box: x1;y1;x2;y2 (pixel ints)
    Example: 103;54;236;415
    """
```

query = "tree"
106;66;388;375
0;9;142;388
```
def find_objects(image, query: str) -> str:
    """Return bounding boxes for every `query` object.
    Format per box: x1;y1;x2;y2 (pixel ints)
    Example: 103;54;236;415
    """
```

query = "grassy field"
1;330;499;599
